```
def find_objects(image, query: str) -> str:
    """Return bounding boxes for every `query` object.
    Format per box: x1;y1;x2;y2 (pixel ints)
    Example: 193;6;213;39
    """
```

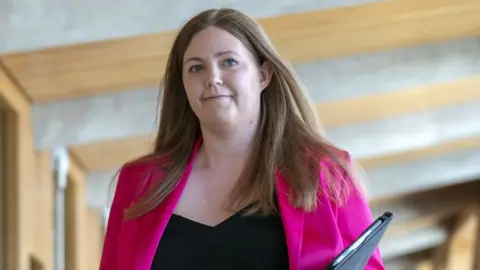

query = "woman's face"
182;26;271;129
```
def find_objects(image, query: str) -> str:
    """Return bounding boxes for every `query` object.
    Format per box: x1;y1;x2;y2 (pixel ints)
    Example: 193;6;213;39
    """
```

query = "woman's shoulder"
314;144;365;205
120;155;159;176
316;143;353;174
115;154;168;195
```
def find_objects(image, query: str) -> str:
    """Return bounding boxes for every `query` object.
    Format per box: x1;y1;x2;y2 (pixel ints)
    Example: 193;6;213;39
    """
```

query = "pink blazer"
100;140;385;270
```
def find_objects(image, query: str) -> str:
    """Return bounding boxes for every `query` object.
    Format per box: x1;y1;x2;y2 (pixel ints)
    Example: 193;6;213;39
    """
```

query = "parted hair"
123;8;363;220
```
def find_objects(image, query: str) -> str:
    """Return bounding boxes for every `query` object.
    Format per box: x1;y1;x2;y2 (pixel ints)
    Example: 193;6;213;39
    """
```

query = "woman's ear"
259;61;273;92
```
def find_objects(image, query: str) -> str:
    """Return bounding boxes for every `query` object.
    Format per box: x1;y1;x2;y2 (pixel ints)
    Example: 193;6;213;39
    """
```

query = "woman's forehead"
183;27;248;59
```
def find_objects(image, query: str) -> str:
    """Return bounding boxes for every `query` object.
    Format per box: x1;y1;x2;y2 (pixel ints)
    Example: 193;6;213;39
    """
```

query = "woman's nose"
205;66;223;87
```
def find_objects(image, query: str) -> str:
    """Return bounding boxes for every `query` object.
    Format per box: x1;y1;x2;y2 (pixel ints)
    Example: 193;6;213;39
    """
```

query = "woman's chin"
200;114;239;131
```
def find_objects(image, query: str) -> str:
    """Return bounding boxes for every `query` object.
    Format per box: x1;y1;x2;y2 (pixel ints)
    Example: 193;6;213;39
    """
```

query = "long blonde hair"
124;8;360;219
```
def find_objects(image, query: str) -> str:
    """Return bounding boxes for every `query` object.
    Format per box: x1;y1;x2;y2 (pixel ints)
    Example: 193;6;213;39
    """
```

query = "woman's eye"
188;65;203;72
222;58;238;67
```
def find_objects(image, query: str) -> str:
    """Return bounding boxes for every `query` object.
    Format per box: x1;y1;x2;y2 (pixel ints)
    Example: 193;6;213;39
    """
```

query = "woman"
100;8;385;270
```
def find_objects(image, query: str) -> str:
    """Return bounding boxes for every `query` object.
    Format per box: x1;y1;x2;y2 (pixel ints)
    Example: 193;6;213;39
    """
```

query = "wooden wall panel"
416;260;434;270
0;111;5;270
3;0;480;102
433;208;480;269
0;63;35;270
32;151;54;270
475;206;480;270
86;208;104;270
65;156;88;270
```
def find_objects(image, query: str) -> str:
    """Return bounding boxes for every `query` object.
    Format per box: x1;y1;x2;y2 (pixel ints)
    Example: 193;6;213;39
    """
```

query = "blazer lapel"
276;174;305;270
128;139;202;269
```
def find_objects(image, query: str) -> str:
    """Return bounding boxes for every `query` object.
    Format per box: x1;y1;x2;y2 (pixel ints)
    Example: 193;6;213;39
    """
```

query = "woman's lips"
204;95;231;101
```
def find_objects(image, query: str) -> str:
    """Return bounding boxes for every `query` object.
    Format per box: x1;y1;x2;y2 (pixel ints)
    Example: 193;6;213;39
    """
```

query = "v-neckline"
171;210;244;229
165;211;247;248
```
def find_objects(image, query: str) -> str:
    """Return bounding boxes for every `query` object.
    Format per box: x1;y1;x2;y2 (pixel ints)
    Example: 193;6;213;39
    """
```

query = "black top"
151;208;290;270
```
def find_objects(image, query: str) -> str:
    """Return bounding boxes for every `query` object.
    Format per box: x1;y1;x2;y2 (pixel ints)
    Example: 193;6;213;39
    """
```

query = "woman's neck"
197;118;259;169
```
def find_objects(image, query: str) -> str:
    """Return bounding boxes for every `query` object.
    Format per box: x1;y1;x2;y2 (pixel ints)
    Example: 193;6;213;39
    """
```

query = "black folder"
326;211;394;270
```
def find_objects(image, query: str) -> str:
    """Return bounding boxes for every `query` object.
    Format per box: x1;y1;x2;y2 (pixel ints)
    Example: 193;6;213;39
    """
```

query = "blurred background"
1;0;480;269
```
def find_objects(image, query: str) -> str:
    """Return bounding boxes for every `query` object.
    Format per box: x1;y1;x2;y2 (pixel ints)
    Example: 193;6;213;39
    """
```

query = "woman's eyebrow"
184;50;239;64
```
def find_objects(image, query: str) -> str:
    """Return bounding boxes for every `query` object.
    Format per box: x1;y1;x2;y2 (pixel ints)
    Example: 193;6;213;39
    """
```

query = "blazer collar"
128;138;201;269
128;138;305;270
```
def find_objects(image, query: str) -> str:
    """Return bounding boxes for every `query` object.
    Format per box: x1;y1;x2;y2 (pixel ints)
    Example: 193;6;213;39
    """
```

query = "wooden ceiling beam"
70;71;480;172
71;130;480;173
360;136;480;170
371;181;480;238
2;0;480;102
69;135;153;172
318;76;480;128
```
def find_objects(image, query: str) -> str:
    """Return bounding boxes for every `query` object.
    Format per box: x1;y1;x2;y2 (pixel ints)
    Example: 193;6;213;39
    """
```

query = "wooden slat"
72;132;480;173
73;134;480;173
71;74;480;172
416;260;434;270
318;76;480;127
475;206;480;270
0;64;30;112
360;136;480;169
69;135;154;171
65;156;88;270
0;109;5;270
70;132;480;171
3;0;480;102
86;208;104;270
434;208;480;269
0;63;35;270
32;151;54;270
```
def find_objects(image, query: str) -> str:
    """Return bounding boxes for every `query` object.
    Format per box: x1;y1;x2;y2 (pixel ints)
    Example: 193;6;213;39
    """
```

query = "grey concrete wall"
0;0;381;53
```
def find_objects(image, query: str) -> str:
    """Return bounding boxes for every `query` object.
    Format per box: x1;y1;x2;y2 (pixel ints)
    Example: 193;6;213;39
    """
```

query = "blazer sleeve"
99;165;130;270
335;154;386;270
